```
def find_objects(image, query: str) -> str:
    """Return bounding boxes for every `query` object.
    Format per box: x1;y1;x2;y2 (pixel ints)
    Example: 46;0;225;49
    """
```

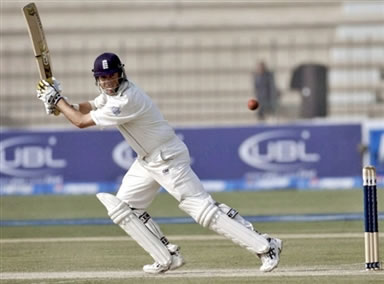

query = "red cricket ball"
248;99;259;111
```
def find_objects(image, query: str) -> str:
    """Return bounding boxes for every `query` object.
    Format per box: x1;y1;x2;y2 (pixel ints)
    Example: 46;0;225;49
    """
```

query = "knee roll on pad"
109;201;132;224
179;196;218;227
97;193;172;267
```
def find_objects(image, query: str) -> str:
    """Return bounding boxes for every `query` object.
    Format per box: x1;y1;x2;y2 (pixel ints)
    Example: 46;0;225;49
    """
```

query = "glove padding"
44;102;60;115
36;78;67;115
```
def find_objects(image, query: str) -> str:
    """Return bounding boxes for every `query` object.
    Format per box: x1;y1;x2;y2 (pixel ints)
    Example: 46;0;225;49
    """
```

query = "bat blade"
22;3;60;116
22;2;53;80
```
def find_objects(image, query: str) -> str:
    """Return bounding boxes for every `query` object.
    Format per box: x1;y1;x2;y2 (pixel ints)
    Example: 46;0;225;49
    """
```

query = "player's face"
98;72;120;95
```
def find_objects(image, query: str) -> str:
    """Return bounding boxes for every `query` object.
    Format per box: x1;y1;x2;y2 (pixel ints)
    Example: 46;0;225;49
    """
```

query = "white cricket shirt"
90;81;176;158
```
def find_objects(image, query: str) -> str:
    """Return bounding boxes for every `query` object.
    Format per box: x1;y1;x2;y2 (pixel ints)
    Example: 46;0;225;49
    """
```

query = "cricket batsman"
36;52;283;273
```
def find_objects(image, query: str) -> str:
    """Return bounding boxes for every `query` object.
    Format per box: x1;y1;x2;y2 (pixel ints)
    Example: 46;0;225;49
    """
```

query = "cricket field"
1;190;383;283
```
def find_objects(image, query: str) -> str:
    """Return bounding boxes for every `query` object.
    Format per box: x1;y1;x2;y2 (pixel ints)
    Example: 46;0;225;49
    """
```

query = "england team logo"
102;59;109;70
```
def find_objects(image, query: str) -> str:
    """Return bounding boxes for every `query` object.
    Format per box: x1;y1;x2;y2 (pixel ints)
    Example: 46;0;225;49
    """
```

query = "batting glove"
36;78;65;116
43;102;61;115
36;78;66;106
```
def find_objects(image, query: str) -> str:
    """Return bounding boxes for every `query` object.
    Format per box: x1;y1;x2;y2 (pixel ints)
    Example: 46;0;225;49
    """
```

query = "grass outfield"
1;190;383;283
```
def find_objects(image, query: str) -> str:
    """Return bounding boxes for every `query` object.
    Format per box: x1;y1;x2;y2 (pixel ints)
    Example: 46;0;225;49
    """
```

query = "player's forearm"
56;99;95;128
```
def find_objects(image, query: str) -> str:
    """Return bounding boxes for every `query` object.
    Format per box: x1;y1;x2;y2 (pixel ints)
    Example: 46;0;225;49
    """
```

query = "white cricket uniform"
90;80;208;209
90;80;273;263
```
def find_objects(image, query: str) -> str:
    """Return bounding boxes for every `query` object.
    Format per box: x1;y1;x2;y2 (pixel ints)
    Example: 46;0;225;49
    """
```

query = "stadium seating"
1;1;383;127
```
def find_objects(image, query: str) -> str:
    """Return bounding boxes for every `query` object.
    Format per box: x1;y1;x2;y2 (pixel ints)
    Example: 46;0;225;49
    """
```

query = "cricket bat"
22;2;60;115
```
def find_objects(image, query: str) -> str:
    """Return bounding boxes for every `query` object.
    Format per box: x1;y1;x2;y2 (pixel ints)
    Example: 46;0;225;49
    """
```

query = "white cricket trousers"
116;136;210;209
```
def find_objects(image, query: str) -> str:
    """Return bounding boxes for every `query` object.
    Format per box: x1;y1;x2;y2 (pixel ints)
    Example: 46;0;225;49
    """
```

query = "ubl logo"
0;136;67;177
239;130;320;171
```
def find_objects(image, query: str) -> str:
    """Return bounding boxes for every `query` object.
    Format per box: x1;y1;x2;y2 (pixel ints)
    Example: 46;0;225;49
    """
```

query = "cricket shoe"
258;234;283;272
143;245;185;274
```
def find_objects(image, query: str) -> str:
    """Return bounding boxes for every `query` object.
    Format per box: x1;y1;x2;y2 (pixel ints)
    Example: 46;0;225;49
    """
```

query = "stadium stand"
0;1;383;127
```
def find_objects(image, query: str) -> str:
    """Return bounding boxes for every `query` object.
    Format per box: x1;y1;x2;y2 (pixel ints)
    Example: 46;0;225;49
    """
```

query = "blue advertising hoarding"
0;123;364;195
184;124;362;190
369;129;384;174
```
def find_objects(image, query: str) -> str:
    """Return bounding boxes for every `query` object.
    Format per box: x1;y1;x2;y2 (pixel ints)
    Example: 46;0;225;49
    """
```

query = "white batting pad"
133;209;171;247
217;203;255;231
96;192;120;211
97;193;172;267
178;196;218;227
179;196;269;254
210;210;270;254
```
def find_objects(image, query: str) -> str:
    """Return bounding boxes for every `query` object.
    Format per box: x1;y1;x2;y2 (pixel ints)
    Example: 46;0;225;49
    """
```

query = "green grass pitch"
1;190;383;283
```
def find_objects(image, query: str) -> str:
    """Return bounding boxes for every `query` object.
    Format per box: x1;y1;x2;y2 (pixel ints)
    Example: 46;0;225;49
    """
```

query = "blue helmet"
92;52;124;78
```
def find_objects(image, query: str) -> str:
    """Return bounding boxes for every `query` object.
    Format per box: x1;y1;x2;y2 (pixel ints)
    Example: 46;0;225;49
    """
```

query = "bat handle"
53;108;61;116
45;77;61;116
